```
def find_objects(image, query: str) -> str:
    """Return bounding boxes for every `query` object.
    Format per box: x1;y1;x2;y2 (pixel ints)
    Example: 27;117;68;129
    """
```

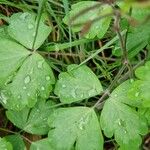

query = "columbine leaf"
0;26;10;38
100;80;148;150
30;138;53;150
8;12;51;49
138;108;150;126
113;7;150;58
0;137;13;150
4;135;26;150
6;100;54;135
0;38;30;88
48;107;103;150
128;61;150;107
63;1;112;39
54;64;103;103
1;52;55;110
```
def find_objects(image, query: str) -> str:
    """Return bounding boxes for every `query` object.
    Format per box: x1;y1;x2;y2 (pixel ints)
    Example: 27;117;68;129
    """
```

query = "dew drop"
27;93;31;96
32;32;36;37
79;124;83;130
114;94;117;97
24;75;31;84
30;68;34;74
46;76;50;81
17;95;21;99
135;92;139;97
71;90;76;98
28;23;34;29
20;13;29;20
88;88;96;96
78;117;88;130
80;93;84;98
37;61;44;69
62;84;66;88
130;79;134;83
23;86;27;90
41;86;45;91
55;45;59;51
96;26;99;29
0;92;7;104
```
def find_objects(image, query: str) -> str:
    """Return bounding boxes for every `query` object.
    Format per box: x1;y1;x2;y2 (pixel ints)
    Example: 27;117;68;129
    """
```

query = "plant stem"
93;65;126;109
0;128;32;144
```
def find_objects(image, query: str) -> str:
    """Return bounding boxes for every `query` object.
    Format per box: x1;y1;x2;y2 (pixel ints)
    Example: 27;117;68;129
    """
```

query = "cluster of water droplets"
117;119;127;134
0;91;8;104
37;60;44;69
19;12;36;37
78;116;89;130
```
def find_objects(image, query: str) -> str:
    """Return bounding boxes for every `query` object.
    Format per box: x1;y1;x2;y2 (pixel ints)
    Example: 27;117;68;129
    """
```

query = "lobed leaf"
1;52;55;110
30;138;53;150
100;80;148;150
6;100;54;135
48;107;103;150
128;61;150;107
0;137;13;150
63;1;112;39
113;7;150;58
8;12;51;50
54;64;103;104
4;135;26;150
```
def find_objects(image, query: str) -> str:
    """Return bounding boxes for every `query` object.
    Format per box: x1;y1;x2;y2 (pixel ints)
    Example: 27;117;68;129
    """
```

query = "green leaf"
54;64;103;103
128;61;150;107
6;100;54;135
0;137;13;150
63;1;112;39
0;51;55;110
4;135;26;150
113;8;150;58
0;26;10;39
100;80;148;150
48;107;103;150
30;138;53;150
109;80;142;107
0;38;30;88
138;108;150;126
8;12;51;49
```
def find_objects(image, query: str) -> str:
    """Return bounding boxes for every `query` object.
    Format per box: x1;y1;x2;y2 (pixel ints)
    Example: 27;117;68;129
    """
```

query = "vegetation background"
0;0;150;150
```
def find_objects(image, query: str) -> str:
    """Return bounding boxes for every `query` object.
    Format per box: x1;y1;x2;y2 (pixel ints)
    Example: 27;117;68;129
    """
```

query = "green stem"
42;38;95;51
79;30;126;66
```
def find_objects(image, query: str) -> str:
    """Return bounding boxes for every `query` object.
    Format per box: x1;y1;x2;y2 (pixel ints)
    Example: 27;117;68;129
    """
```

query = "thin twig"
93;65;126;109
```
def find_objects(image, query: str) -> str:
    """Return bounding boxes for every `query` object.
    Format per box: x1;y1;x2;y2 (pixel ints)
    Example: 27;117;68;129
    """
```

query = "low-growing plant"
0;0;150;150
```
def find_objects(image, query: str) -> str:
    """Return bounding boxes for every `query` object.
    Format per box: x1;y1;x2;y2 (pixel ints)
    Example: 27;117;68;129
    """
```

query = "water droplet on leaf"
71;90;76;98
20;13;29;20
23;86;27;90
24;75;31;84
135;92;139;97
28;23;34;29
32;32;36;37
0;91;7;104
46;76;50;81
41;86;45;91
114;94;117;97
17;95;21;99
37;61;44;69
88;88;96;96
27;93;31;96
62;84;66;88
130;79;134;83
